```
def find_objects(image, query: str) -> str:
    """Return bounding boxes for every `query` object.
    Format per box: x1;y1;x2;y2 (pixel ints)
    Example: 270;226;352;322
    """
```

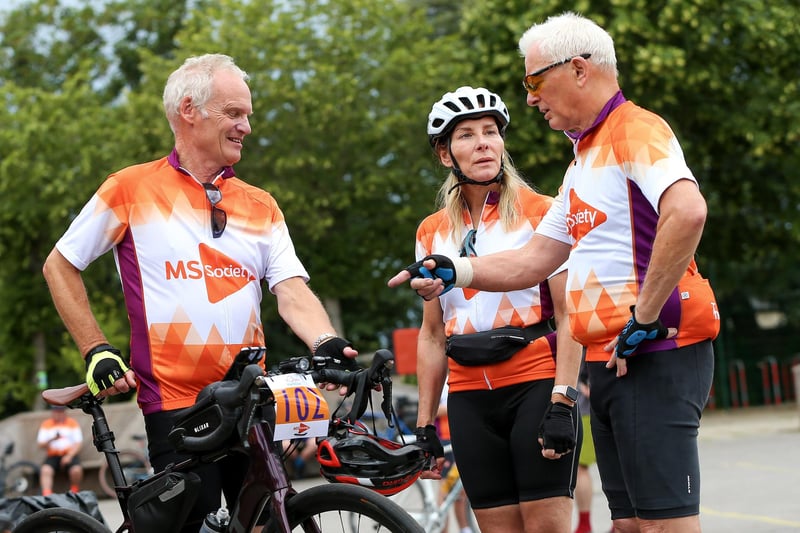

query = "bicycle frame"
229;401;302;533
69;382;313;533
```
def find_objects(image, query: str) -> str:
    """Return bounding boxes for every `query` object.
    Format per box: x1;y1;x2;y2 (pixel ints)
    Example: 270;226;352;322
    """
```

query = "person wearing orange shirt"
36;405;83;496
42;54;356;532
410;86;583;533
390;13;719;533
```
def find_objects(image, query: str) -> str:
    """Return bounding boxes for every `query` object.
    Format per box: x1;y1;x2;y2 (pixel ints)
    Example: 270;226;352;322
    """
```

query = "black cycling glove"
414;424;444;469
615;305;669;359
85;344;129;396
404;254;457;296
538;402;576;454
313;336;359;371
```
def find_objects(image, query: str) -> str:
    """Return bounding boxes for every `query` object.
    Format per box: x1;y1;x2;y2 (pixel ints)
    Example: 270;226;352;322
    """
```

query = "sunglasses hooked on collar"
459;228;477;258
203;182;227;238
522;53;591;97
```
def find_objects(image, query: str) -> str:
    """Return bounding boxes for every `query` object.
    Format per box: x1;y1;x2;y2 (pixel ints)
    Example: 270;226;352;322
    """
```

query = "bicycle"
97;435;151;499
385;443;479;533
12;347;425;533
0;441;39;498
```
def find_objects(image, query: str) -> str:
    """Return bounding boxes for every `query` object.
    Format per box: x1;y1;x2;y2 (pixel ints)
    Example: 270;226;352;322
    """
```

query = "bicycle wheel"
3;460;39;497
268;483;424;533
98;450;149;498
386;478;435;530
12;507;111;533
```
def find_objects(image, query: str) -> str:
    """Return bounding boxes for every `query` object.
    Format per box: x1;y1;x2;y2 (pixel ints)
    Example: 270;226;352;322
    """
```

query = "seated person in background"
36;405;84;496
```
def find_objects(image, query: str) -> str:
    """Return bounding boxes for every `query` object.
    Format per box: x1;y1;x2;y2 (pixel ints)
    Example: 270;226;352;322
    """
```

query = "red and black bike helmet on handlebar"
316;421;427;496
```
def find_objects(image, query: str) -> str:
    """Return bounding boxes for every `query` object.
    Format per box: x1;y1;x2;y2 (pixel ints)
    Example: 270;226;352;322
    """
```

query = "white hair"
162;54;249;130
519;12;618;76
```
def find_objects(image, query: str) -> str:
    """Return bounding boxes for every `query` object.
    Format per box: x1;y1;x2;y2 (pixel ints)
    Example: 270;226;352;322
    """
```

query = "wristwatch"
552;385;579;403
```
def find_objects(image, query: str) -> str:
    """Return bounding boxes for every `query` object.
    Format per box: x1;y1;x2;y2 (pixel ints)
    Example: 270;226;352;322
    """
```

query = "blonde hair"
435;150;533;244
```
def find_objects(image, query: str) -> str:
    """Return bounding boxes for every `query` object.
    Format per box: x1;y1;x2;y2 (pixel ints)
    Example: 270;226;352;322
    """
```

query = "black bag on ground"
445;321;553;366
127;471;200;533
0;490;105;529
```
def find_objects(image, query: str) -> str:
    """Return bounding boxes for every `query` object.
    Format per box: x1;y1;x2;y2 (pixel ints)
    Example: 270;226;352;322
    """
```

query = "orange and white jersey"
535;100;720;361
37;417;83;456
56;151;309;414
416;189;558;392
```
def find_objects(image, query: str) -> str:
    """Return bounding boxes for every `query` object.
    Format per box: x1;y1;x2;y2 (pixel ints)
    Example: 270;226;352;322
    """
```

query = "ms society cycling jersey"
535;99;720;361
415;189;558;392
56;151;309;414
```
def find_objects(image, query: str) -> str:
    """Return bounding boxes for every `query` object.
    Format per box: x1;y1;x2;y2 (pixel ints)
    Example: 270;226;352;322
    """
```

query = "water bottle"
199;507;230;533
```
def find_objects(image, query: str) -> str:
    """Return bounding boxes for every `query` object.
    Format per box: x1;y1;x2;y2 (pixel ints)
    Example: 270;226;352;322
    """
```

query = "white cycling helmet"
427;86;510;147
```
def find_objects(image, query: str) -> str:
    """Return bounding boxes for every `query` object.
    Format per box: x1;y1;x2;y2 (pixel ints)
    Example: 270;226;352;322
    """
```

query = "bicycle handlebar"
168;348;396;454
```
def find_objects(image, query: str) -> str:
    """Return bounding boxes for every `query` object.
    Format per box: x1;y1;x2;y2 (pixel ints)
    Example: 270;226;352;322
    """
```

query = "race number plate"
266;373;330;440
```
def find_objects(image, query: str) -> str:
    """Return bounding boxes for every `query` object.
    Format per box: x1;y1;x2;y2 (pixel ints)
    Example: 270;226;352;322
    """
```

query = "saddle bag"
128;471;201;533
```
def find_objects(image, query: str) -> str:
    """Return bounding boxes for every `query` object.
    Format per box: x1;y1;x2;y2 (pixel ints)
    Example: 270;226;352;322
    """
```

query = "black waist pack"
445;321;553;366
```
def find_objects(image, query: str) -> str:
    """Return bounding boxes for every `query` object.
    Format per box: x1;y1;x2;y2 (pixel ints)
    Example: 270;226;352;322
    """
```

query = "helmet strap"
447;152;506;194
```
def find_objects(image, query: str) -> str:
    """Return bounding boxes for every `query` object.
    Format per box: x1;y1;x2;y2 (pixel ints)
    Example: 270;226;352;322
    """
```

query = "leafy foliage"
1;0;799;412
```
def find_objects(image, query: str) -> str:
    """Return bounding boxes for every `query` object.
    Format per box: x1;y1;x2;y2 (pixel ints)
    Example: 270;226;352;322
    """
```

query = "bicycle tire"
98;450;149;498
12;507;111;533
3;460;39;498
267;483;424;533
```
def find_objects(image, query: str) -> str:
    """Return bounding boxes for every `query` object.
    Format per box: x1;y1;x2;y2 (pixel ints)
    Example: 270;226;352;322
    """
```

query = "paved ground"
96;402;800;532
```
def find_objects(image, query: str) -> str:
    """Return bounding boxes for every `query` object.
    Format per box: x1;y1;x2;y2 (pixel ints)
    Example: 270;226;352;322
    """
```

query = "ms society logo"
165;243;256;303
566;189;607;243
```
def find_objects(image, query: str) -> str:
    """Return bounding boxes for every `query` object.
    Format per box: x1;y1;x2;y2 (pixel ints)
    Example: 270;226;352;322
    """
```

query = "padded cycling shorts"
588;340;714;520
447;379;580;509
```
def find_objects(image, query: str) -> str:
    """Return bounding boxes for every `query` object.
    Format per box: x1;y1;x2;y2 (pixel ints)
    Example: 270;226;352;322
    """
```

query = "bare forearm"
469;234;570;292
275;278;343;350
549;271;582;390
636;182;707;322
42;248;107;355
416;314;448;427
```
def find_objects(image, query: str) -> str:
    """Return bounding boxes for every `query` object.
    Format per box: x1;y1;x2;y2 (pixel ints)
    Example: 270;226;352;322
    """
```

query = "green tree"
0;71;136;413
0;0;470;412
0;0;185;413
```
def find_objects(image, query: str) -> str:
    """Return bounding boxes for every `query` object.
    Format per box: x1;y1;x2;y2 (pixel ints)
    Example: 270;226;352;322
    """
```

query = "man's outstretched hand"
387;255;470;301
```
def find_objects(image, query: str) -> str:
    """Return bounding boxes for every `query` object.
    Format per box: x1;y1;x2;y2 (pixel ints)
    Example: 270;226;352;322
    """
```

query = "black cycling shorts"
447;379;581;509
43;454;81;472
588;340;714;520
145;408;250;533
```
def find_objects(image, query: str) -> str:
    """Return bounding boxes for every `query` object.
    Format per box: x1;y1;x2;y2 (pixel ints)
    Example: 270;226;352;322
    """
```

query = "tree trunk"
33;330;47;411
323;297;344;338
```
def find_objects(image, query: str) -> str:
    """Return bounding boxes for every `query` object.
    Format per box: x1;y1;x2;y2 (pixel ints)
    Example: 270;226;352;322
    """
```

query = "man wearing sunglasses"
43;54;356;532
390;12;719;533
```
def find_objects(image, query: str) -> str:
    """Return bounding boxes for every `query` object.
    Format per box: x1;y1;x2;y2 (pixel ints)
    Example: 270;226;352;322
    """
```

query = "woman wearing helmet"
412;86;583;533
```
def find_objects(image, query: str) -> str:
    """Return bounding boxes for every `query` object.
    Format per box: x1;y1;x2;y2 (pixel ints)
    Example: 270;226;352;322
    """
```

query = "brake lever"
342;349;395;424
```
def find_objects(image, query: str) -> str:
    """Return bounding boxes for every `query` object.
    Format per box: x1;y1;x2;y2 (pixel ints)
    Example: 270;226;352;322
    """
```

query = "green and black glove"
85;344;129;396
